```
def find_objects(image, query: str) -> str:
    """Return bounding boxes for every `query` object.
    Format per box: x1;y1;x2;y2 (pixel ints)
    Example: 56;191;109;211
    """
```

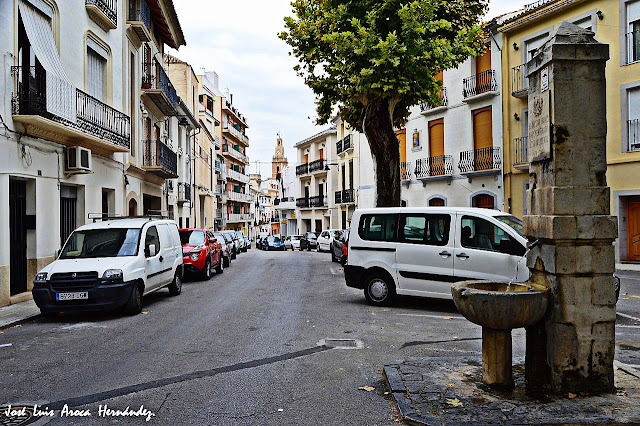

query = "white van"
345;207;529;305
32;217;184;315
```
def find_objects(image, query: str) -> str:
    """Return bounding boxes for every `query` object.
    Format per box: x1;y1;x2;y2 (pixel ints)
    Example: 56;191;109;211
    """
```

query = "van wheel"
125;283;143;315
216;258;224;274
364;273;395;306
202;258;212;280
168;272;182;296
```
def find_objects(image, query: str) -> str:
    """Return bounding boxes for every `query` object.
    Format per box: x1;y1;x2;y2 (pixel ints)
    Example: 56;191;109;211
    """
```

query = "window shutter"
87;48;106;101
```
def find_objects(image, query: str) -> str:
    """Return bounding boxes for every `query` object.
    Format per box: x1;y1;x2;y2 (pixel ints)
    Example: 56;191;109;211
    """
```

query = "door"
144;225;165;290
472;107;493;171
9;180;27;296
429;119;445;176
454;214;523;282
60;186;77;248
318;231;330;250
475;45;491;93
395;213;455;296
472;194;495;209
429;197;445;207
628;202;640;261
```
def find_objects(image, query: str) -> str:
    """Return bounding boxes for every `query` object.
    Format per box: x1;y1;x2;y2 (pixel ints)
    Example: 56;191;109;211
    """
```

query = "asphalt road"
0;248;639;425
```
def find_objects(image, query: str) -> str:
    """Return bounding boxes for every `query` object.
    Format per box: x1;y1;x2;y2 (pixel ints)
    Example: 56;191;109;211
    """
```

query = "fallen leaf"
358;386;375;392
452;336;459;340
623;297;630;300
446;398;464;407
384;391;390;395
631;295;640;299
624;391;629;397
442;316;455;320
447;383;454;387
142;311;149;315
568;393;577;399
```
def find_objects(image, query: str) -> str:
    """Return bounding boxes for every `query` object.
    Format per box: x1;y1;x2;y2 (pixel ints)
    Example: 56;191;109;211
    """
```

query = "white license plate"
56;292;89;301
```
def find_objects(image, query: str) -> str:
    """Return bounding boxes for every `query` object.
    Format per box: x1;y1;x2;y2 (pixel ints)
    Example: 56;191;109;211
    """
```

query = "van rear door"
157;224;178;285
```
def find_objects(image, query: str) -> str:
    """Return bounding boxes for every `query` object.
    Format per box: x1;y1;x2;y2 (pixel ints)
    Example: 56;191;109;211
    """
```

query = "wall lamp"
324;162;340;171
596;10;604;20
513;42;519;51
514;113;520;121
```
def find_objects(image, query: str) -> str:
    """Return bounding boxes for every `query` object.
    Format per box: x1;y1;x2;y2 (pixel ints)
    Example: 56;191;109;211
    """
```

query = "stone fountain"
452;22;617;393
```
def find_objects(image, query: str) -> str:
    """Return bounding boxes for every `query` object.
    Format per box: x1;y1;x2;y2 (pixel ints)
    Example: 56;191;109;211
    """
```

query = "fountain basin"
451;281;550;330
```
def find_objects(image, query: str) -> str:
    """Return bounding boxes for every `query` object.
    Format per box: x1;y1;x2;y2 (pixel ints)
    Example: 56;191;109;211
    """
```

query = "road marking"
0;343;12;348
617;325;640;329
396;313;465;320
617;312;640;322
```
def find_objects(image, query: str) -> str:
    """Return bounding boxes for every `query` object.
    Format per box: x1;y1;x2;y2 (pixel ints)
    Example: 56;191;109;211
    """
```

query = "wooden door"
473;194;495;209
476;45;491;75
628;202;640;261
473;107;493;171
429;119;444;157
9;180;27;295
429;197;445;207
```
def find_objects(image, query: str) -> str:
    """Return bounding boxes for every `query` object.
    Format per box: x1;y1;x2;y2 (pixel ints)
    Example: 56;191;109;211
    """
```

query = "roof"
498;0;586;30
353;207;513;218
293;127;337;148
76;218;174;230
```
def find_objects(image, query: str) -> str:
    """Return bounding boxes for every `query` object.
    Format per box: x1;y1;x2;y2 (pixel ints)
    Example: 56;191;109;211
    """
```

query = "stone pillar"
523;22;617;393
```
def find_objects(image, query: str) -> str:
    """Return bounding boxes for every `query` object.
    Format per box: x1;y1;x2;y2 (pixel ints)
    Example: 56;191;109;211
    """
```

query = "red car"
179;229;223;280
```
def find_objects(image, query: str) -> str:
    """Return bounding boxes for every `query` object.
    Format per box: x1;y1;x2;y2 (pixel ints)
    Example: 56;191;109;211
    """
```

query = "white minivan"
32;217;184;315
344;207;529;305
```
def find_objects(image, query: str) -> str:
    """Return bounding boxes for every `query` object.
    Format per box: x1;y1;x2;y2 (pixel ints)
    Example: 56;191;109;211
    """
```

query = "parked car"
236;232;248;252
180;229;223;279
257;232;269;250
264;235;285;251
300;232;319;251
331;229;349;264
345;207;529;306
244;236;251;249
284;235;302;251
221;232;237;259
316;229;342;252
32;218;184;316
223;231;241;256
214;232;233;268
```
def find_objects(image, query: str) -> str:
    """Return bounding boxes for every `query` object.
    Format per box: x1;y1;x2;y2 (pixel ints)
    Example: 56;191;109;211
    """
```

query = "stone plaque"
528;90;551;162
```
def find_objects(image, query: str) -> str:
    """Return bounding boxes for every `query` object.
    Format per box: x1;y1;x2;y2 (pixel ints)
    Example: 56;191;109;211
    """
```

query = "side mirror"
146;244;157;258
209;238;217;244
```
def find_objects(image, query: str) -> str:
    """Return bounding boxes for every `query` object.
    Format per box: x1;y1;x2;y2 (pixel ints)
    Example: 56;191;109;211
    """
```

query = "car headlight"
34;272;48;283
190;253;200;261
102;269;124;281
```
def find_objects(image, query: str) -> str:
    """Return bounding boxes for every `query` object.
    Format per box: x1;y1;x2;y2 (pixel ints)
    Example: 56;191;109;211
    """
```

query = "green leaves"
279;0;488;130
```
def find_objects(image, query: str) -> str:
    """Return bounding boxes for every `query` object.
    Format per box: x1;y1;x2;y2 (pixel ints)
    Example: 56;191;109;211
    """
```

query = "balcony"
309;158;326;173
270;216;280;224
511;65;528;98
296;197;309;208
626;31;640;65
142;61;178;116
463;70;498;101
11;66;130;155
222;99;248;127
142;139;178;178
336;139;343;156
228;213;251;223
459;147;502;181
342;188;355;204
227;191;251;203
420;87;448;114
227;168;250;183
86;0;117;30
310;195;327;208
214;161;222;174
401;162;412;181
629;119;640;152
222;144;249;164
513;137;529;170
222;123;249;145
337;134;353;156
215;210;226;226
127;0;152;42
335;190;342;204
414;155;453;181
296;163;309;176
177;182;191;204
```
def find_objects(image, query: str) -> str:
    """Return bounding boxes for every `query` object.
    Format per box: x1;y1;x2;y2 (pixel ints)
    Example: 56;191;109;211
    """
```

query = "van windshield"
60;229;141;259
495;216;524;237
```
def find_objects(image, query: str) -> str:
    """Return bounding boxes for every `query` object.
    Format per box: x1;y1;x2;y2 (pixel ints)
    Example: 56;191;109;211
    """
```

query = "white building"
275;164;299;236
0;0;186;306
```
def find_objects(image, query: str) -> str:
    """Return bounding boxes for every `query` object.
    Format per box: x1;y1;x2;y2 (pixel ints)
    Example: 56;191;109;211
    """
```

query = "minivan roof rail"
87;213;171;223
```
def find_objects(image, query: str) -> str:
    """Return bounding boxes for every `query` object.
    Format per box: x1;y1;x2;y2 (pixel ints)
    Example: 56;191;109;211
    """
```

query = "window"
428;118;444;160
629;87;640;151
359;214;398;242
627;1;640;64
86;43;107;101
461;216;521;254
145;226;160;256
429;197;445;207
525;33;548;61
400;214;450;246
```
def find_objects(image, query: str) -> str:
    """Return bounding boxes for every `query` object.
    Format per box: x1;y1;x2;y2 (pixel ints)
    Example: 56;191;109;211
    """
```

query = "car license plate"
56;292;89;301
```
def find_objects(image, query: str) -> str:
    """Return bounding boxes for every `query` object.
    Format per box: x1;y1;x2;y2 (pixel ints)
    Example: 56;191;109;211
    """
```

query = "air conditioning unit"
65;147;92;174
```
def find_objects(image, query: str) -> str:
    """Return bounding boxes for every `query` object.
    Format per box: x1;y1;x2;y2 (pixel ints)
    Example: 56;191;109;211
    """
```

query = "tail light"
343;238;348;261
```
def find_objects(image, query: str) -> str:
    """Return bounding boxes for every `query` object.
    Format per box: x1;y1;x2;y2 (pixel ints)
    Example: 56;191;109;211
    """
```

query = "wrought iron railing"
343;134;352;151
463;70;497;99
143;139;178;175
178;182;191;203
342;188;355;204
86;0;117;27
459;147;501;173
513;137;529;166
310;195;327;207
629;119;640;152
128;0;151;31
296;163;309;176
336;139;343;155
335;190;342;204
142;61;178;112
309;158;325;173
11;66;130;149
420;87;448;112
414;155;453;178
511;65;528;97
401;161;412;181
296;197;309;208
626;31;640;65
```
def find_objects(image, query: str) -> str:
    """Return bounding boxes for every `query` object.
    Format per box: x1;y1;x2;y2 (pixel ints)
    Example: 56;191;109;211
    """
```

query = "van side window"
401;214;450;246
359;214;398;242
145;226;160;257
461;216;521;254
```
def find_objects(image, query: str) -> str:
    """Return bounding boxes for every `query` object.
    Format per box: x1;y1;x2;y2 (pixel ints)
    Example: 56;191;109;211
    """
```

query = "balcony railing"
223;99;248;126
127;0;151;41
629;119;640;152
511;65;528;97
335;190;342;204
626;31;640;65
222;144;249;164
11;66;131;152
142;139;178;178
414;155;453;179
343;134;352;152
178;182;191;204
310;195;327;208
513;137;529;167
227;191;251;203
227;168;250;183
142;61;178;116
463;70;498;99
420;87;448;112
336;139;343;155
296;197;309;208
214;161;222;173
222;123;249;145
296;163;309;176
309;158;326;173
228;213;251;223
86;0;117;29
342;188;355;204
401;162;412;181
459;147;501;173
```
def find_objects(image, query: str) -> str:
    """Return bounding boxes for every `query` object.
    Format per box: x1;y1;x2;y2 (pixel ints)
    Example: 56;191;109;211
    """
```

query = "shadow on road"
342;293;460;315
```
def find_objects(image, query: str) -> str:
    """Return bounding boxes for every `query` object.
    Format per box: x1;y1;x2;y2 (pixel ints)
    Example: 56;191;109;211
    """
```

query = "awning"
18;0;76;123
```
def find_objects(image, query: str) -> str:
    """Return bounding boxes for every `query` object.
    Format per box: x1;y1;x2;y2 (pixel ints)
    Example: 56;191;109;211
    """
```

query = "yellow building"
500;0;640;264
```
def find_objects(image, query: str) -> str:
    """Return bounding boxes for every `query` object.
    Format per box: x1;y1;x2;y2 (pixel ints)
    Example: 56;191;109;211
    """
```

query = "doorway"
628;201;640;261
60;186;77;248
9;180;27;296
472;193;495;209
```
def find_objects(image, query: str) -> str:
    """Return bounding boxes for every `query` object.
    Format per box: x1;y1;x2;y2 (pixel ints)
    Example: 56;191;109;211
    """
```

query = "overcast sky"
169;0;531;178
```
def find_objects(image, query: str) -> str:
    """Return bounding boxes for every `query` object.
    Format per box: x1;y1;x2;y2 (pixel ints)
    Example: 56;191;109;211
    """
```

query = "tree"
280;0;488;206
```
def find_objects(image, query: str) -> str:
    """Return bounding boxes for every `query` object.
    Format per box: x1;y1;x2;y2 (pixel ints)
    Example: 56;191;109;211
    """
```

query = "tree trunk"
362;98;401;207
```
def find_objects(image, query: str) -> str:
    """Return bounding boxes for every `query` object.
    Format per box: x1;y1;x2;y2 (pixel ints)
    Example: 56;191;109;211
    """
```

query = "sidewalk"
0;299;41;330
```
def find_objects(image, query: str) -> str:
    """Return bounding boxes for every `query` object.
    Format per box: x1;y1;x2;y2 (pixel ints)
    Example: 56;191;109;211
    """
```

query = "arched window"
128;198;137;216
472;193;495;209
429;197;445;207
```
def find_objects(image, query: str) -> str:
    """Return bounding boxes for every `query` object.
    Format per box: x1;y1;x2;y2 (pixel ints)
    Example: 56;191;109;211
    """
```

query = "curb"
383;365;432;426
0;313;41;331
